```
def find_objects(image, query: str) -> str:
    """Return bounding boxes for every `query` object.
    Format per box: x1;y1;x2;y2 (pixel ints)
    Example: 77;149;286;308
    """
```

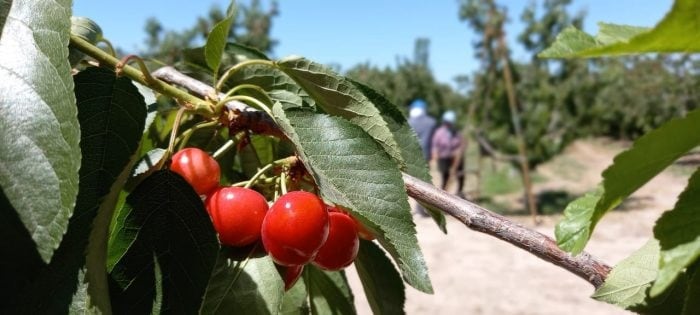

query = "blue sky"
73;1;672;85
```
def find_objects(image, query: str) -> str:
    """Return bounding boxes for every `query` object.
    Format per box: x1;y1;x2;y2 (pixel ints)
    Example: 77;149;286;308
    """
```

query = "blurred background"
74;1;699;313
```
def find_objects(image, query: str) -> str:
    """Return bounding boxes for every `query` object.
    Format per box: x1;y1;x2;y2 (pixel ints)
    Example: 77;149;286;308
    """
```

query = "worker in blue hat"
431;110;465;197
408;99;436;161
407;98;437;216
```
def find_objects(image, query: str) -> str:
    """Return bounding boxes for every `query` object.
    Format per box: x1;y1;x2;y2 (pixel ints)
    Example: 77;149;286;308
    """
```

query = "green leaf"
132;148;166;179
305;266;355;315
108;229;155;314
5;67;146;313
106;191;132;273
651;168;700;296
70;16;102;43
200;252;284;314
272;105;433;293
594;243;692;314
350;80;445;232
224;42;270;61
280;277;310;315
276;56;405;167
204;5;236;77
0;189;45;310
598;108;700;220
683;267;700;315
630;269;689;315
226;63;315;107
539;0;700;57
109;170;219;314
0;0;12;37
151;255;164;315
250;134;277;166
134;81;158;131
354;240;406;314
554;188;602;255
69;16;103;66
181;42;270;84
69;269;100;315
557;108;700;253
75;67;147;313
592;239;659;308
0;0;79;263
236;135;279;179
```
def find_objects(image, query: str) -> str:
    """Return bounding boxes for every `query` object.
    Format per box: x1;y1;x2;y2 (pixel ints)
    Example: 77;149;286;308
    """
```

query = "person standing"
407;99;436;216
431;110;466;197
408;99;436;161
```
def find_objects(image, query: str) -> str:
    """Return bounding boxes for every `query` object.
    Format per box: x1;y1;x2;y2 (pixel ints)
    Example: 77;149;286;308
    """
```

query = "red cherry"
283;265;304;291
312;212;360;271
262;191;329;266
206;187;268;247
327;205;375;241
170;148;220;195
351;216;375;241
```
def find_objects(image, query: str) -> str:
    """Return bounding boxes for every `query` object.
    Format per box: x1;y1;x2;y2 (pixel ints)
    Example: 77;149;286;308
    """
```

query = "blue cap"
409;99;427;110
442;110;456;123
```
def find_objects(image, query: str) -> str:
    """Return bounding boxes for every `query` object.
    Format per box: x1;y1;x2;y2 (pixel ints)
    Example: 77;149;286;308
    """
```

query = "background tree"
459;0;539;219
142;0;278;65
345;38;468;120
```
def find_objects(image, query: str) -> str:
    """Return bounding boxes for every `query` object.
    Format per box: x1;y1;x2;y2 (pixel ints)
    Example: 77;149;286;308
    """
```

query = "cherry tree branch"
402;173;610;288
152;67;284;138
152;66;612;289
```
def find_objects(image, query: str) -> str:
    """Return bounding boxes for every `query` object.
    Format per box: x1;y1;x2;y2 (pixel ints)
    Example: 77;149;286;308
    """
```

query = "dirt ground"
345;139;693;315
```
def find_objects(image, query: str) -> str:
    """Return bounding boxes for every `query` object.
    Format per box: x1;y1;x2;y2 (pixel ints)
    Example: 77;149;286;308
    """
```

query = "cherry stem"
215;84;275;117
175;120;220;151
215;59;275;93
96;38;116;57
69;35;215;116
280;172;288;195
219;95;274;119
116;54;157;86
244;163;275;189
217;84;274;108
274;178;281;200
213;139;236;160
162;107;188;168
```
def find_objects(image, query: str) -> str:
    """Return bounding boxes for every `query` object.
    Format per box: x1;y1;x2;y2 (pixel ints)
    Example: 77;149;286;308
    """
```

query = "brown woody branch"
151;67;284;138
152;66;612;289
402;173;610;288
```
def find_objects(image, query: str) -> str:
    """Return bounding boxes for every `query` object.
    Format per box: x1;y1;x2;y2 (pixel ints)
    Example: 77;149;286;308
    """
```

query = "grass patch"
537;190;577;215
480;162;523;196
477;159;544;197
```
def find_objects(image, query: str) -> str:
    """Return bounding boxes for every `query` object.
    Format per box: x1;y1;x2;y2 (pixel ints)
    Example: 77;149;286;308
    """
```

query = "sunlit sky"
74;1;672;85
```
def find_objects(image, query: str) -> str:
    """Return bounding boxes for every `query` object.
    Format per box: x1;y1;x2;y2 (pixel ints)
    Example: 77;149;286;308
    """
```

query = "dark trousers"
437;157;464;192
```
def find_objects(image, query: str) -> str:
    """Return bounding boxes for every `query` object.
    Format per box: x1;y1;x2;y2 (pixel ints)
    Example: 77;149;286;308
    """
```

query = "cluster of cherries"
170;148;374;289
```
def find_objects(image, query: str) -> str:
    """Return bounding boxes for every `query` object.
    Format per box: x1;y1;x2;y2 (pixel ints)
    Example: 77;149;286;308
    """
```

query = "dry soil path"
346;139;690;314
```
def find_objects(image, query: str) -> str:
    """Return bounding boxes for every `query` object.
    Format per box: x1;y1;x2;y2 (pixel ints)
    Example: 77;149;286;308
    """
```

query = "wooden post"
493;7;539;224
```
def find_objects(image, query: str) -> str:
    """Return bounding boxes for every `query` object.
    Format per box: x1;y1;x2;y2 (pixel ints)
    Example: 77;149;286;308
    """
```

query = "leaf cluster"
0;1;441;313
540;0;700;313
460;0;699;170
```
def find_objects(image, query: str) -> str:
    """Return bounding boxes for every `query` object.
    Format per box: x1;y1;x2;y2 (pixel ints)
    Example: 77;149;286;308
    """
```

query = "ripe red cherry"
312;212;359;270
327;205;375;241
262;191;329;266
206;187;268;247
170;148;220;195
351;216;375;241
283;265;304;291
